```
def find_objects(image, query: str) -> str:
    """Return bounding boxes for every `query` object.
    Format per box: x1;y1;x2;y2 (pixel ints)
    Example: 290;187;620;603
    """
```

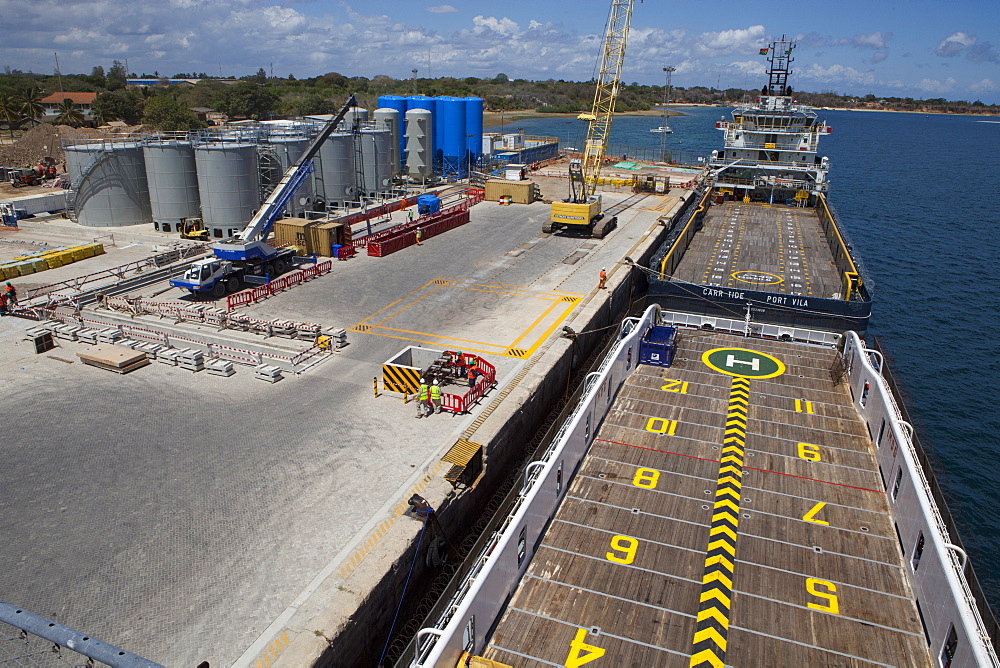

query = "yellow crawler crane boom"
548;0;636;239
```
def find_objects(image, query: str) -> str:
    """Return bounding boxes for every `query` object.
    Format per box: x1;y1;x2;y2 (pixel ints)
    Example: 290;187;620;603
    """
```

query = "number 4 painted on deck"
565;627;605;667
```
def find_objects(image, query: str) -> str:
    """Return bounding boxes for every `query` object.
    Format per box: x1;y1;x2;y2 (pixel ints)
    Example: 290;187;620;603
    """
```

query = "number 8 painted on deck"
606;535;638;565
633;468;660;489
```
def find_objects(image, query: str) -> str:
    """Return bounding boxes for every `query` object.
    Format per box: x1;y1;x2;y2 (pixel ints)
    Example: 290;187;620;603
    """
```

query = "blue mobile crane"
171;96;358;297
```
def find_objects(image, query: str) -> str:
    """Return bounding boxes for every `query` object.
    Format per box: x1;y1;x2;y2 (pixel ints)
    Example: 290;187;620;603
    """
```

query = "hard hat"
433;379;439;385
602;267;606;271
420;378;426;383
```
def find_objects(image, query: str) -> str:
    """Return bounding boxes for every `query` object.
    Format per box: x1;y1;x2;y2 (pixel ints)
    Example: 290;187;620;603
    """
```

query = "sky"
1;0;998;103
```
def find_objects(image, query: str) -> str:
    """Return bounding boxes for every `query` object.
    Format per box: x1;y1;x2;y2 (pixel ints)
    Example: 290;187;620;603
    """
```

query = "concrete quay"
0;188;691;666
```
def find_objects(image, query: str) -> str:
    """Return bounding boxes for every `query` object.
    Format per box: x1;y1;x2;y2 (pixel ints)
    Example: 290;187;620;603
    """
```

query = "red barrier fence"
367;209;471;257
438;352;497;414
352;188;485;250
226;260;332;312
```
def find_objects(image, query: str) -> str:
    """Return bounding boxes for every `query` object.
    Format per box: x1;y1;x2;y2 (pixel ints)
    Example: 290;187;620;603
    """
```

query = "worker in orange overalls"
598;267;607;290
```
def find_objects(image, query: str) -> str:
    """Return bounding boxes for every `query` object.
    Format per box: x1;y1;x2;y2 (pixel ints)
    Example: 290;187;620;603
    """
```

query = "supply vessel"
401;38;999;667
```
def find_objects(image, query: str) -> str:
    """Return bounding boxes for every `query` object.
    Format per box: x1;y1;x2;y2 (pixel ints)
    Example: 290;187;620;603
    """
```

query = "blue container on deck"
331;244;343;258
638;326;677;367
417;195;441;215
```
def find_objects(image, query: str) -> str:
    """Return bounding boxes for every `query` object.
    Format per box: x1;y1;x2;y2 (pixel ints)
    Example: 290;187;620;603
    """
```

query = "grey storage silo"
64;140;152;227
356;129;392;195
342;107;368;131
142;138;200;233
405;108;433;180
315;133;355;206
264;135;312;217
193;142;260;238
373;108;401;178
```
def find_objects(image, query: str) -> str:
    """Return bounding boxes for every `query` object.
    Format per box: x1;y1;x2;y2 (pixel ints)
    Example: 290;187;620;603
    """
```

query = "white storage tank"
373;108;401;178
342;107;368;131
357;128;393;195
64;140;153;227
315;133;355;206
142;138;200;233
405;108;433;181
193;142;260;239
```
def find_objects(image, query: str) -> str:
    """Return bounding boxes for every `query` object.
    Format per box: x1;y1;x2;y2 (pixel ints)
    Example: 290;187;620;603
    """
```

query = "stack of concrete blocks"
176;348;205;373
115;339;142;350
254;364;283;383
77;328;99;345
205;359;236;377
136;342;168;360
97;328;123;343
52;324;82;341
329;328;348;350
157;349;180;366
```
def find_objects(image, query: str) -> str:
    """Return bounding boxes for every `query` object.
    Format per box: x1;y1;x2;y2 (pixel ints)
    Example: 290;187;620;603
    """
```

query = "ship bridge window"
911;531;925;570
940;624;958;667
891;467;904;500
213;228;223;238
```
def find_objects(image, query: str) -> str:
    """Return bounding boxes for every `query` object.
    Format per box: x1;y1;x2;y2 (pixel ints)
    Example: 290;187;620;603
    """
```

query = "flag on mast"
758;47;768;55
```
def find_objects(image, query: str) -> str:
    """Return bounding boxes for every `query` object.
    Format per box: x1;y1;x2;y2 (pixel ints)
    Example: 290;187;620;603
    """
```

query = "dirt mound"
0;123;143;168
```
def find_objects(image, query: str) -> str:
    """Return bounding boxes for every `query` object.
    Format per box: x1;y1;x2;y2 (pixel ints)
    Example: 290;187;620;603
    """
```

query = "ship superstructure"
711;38;832;200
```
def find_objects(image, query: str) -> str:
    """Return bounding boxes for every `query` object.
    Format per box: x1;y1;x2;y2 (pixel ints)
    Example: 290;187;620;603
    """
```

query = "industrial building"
59;96;558;236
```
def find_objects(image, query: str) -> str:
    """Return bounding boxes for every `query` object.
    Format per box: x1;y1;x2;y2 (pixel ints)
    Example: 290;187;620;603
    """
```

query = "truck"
170;95;358;297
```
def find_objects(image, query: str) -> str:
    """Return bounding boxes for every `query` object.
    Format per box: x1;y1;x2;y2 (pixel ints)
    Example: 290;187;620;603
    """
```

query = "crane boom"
580;0;635;199
214;95;358;262
547;0;635;239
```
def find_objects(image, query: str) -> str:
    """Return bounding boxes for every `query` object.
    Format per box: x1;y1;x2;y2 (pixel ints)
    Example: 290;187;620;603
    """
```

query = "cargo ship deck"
672;200;844;299
482;331;931;666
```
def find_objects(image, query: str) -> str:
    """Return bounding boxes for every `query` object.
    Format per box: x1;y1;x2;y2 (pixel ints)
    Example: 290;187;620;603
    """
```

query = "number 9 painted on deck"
606;535;638;565
806;577;840;614
633;468;660;489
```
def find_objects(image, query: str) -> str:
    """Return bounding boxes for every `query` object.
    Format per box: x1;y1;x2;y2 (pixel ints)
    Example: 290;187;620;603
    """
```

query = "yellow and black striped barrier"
690;376;750;668
381;363;421;395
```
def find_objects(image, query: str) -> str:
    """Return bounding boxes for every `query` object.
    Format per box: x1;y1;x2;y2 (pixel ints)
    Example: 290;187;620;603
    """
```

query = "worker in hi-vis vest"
416;378;430;418
430;379;443;414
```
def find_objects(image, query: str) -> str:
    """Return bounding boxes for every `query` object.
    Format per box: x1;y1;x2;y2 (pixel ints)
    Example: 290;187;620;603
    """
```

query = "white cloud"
802;63;875;86
969;78;997;93
425;4;456;14
696;25;766;55
852;32;889;49
471;15;519;36
935;32;976;57
917;77;956;93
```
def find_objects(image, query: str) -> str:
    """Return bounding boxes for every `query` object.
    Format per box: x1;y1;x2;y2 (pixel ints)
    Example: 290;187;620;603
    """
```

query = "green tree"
215;81;279;120
141;96;203;131
107;60;127;91
20;87;44;122
0;92;20;138
92;90;144;125
88;65;107;89
53;98;85;126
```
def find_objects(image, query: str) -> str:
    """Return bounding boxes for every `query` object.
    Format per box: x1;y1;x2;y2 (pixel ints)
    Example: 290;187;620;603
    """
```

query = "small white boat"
650;125;673;134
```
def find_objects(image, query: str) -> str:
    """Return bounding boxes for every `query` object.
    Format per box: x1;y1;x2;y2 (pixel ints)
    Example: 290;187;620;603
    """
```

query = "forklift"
179;217;209;241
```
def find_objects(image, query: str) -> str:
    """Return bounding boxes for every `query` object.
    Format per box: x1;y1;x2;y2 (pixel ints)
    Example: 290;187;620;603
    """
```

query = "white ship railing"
843;332;999;667
406;304;662;667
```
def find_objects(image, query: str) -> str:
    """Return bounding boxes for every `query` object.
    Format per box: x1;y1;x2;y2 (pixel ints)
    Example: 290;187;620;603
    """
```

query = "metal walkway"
483;331;931;666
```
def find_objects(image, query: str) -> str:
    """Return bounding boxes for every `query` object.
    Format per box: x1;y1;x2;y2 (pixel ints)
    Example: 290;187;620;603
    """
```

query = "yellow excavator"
545;0;636;238
179;217;209;241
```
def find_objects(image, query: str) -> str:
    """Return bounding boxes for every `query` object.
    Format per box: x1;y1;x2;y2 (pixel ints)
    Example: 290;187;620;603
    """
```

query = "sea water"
490;108;1000;609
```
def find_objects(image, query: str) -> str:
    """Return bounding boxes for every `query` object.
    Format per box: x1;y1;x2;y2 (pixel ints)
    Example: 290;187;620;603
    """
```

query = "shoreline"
483;104;999;126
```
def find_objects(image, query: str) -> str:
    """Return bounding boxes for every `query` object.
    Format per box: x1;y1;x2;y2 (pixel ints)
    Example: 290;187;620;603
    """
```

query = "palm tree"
0;92;20;138
21;87;44;123
53;98;85;127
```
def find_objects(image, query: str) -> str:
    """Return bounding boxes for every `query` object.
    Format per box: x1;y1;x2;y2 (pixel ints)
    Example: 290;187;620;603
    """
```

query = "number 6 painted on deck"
606;535;638;564
806;577;840;614
798;442;822;461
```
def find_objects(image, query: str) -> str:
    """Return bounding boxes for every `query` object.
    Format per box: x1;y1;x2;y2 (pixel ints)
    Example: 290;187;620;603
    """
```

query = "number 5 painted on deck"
565;627;605;667
606;535;638;564
806;577;839;614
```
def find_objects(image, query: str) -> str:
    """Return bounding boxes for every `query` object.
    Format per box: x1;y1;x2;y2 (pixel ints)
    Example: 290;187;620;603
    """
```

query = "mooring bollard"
373;376;379;398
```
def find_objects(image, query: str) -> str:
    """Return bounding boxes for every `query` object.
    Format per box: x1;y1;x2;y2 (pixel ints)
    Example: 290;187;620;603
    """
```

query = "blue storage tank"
379;95;409;171
437;97;466;178
464;97;484;165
